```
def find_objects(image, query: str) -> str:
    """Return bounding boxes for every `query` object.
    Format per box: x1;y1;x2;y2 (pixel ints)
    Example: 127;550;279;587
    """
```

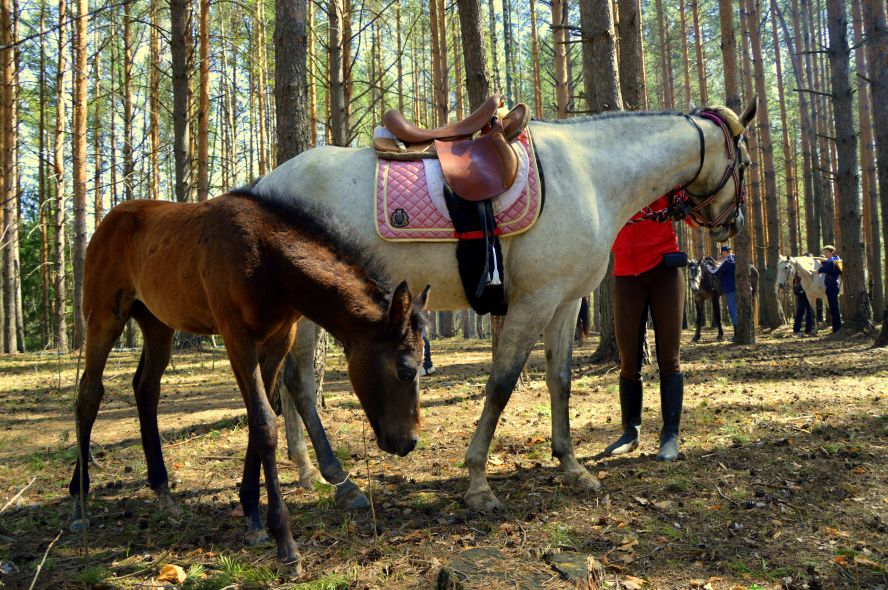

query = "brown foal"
68;190;429;574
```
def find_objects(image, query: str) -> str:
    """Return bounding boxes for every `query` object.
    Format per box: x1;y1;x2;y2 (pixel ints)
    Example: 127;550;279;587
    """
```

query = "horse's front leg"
224;330;300;575
713;295;724;341
545;299;601;493
464;303;551;512
283;321;370;510
692;297;703;342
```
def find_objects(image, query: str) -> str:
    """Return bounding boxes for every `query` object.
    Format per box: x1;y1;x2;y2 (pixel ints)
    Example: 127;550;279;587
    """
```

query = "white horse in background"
776;255;842;331
254;102;757;512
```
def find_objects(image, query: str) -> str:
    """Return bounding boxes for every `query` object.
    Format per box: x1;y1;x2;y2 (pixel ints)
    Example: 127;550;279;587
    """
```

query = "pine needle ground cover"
0;332;885;589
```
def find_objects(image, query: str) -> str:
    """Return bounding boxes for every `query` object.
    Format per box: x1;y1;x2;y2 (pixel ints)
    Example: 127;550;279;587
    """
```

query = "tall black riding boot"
604;377;642;456
657;372;684;461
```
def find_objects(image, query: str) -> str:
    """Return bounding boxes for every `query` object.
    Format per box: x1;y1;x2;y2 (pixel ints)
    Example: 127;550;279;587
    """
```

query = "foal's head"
346;281;430;457
688;260;702;293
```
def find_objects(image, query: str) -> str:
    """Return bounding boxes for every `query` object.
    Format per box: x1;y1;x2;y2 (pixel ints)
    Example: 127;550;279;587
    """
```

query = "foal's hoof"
156;487;182;518
69;497;91;532
464;488;502;513
565;470;602;492
243;517;272;547
277;556;303;579
334;481;370;511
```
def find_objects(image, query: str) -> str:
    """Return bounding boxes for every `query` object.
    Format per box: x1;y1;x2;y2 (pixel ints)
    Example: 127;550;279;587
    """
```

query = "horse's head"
687;259;702;292
684;99;757;243
776;256;796;290
345;281;430;457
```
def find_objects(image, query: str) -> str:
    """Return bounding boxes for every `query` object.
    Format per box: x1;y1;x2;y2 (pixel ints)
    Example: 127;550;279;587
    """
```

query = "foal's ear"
413;284;431;313
740;96;758;129
388;280;412;331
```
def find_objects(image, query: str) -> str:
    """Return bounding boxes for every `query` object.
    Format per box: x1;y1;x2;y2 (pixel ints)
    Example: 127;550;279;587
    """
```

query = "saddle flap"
434;120;519;202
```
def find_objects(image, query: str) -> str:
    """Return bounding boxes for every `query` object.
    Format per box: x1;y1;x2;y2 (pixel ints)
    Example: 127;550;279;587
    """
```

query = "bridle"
636;109;747;228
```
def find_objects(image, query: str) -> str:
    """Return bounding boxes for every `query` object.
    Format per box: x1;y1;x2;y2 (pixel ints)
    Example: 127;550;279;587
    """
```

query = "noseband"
638;110;746;228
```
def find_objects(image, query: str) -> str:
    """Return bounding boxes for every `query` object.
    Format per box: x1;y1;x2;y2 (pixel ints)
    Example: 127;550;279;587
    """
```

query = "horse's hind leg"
713;296;724;341
544;299;601;493
129;302;178;516
282;321;369;510
280;321;323;488
69;309;129;531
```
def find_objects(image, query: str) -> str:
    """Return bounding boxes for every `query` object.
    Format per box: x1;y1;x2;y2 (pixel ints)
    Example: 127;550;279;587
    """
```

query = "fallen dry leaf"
853;556;886;571
597;470;609;480
157;564;187;584
622;574;647;589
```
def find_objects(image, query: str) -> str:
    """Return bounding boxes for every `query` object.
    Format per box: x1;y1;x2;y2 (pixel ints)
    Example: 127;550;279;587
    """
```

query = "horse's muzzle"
378;433;419;457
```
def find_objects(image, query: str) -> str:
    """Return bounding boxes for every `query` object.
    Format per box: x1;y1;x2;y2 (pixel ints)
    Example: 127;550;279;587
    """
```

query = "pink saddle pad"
375;130;541;242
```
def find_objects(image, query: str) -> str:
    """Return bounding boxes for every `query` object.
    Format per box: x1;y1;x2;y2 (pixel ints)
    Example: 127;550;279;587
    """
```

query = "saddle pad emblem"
375;130;541;242
390;208;409;228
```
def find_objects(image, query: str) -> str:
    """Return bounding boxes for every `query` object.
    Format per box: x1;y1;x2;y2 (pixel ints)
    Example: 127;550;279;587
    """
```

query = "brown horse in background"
68;190;429;574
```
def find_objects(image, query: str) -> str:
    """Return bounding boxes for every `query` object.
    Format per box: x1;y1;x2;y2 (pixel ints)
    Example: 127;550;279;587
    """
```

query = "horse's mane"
229;185;394;297
534;105;745;137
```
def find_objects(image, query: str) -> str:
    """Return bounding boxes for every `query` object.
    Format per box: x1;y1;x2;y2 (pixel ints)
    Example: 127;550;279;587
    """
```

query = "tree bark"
457;0;491;110
149;0;160;199
53;0;68;350
552;0;569;117
328;0;348;146
617;0;646;110
851;0;882;317
0;0;14;351
171;0;192;201
69;0;88;348
720;0;755;344
38;0;49;346
861;0;888;334
530;0;543;117
275;0;310;162
256;0;270;171
487;0;502;93
197;0;209;200
654;0;673;108
826;0;871;333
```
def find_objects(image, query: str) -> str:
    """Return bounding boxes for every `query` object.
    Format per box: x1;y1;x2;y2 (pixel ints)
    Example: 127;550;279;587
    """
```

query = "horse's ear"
740;96;757;129
413;284;431;313
388;280;412;331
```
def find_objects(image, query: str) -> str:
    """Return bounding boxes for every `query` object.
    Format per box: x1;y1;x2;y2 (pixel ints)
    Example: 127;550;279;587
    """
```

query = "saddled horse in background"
688;256;759;342
776;255;839;333
69;192;429;573
256;100;757;512
688;258;725;342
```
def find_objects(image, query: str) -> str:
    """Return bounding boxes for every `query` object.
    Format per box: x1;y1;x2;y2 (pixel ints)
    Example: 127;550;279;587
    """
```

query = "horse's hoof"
69;497;90;532
716;335;725;342
565;470;602;492
464;488;502;513
243;516;272;547
156;488;182;518
298;466;322;491
277;556;303;579
691;336;700;343
334;481;370;511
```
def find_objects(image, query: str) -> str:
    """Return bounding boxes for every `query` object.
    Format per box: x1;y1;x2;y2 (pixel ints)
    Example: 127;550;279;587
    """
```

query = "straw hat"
822;244;836;252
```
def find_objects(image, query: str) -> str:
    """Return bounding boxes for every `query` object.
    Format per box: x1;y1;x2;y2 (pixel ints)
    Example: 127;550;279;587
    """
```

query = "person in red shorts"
603;195;688;462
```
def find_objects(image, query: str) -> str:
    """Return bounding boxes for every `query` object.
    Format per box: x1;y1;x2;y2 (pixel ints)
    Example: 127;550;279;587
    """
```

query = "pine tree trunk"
171;0;192;201
457;0;491;110
275;0;310;161
692;0;708;104
149;0;160;199
746;0;784;328
826;0;871;333
487;0;502;93
530;0;543;117
328;0;348;146
720;0;755;344
307;0;317;146
654;0;673;108
617;0;646;110
256;0;269;172
197;0;209;200
502;0;513;103
861;0;888;335
69;0;88;348
93;27;103;220
53;0;68;350
38;0;49;346
552;0;569;117
0;0;14;352
851;0;883;317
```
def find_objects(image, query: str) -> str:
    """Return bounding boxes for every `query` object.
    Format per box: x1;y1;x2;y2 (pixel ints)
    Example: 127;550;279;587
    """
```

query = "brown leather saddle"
375;95;530;202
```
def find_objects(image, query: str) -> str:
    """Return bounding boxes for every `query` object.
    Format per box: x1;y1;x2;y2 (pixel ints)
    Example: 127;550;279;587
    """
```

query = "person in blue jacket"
817;245;842;333
708;245;737;328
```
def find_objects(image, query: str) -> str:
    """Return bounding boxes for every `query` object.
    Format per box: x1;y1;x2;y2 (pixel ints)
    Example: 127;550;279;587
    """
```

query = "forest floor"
0;328;886;589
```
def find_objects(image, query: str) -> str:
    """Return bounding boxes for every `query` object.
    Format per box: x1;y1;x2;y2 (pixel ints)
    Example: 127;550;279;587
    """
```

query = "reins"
634;110;745;228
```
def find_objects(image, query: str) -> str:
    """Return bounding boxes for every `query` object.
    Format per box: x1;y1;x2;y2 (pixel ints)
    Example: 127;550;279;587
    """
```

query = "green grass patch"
292;572;352;589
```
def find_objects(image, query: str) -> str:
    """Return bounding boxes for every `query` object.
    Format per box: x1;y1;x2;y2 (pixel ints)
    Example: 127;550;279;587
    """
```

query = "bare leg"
282;321;368;509
224;327;300;574
69;312;128;531
130;303;179;516
545;299;600;492
464;302;553;512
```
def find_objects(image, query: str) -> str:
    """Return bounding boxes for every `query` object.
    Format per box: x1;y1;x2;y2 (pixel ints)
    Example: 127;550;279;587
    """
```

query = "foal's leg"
282;321;369;510
69;312;128;531
130;303;178;516
464;302;552;512
544;298;601;493
224;329;300;573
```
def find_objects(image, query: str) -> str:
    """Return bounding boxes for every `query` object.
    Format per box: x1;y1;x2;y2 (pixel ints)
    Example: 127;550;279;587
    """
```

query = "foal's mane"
229;185;393;302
